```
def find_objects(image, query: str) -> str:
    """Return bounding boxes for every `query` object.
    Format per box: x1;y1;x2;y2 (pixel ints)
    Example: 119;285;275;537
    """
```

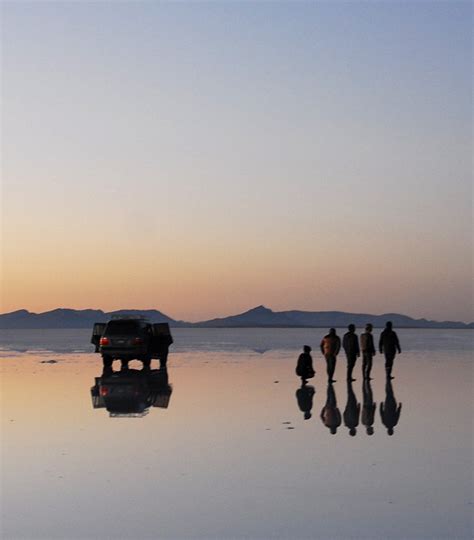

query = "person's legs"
385;353;394;378
120;359;129;371
365;354;373;379
347;355;356;381
160;351;168;368
326;354;336;381
102;355;113;369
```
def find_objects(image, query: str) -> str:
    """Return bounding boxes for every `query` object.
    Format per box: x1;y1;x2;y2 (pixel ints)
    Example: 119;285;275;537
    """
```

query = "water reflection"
320;383;341;434
361;379;376;435
304;377;402;436
91;366;172;417
295;383;315;420
380;377;402;435
343;380;360;436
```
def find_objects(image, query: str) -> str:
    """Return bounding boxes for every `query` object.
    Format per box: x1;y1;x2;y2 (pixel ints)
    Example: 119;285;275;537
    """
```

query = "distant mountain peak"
247;305;273;314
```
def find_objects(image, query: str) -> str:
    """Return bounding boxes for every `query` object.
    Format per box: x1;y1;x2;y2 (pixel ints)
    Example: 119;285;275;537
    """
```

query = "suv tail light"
133;337;143;345
100;337;110;346
100;387;109;396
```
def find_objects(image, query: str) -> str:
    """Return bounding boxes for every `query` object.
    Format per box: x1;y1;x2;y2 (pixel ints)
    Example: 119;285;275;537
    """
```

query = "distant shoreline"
1;306;472;330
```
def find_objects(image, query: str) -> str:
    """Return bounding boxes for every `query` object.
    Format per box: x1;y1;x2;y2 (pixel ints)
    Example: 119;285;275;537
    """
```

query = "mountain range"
0;306;472;329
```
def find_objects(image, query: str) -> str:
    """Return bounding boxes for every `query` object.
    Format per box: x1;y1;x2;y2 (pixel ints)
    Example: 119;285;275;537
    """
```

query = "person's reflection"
296;382;315;420
380;377;402;435
91;365;172;417
343;380;360;436
320;383;341;434
361;378;376;435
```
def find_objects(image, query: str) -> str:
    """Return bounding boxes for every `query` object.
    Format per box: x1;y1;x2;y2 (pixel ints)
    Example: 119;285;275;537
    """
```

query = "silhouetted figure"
320;328;341;382
361;378;376;435
379;321;401;379
296;383;315;420
360;323;376;379
296;345;315;383
343;379;360;436
380;377;402;435
320;383;341;434
342;324;360;381
120;359;130;371
102;364;114;377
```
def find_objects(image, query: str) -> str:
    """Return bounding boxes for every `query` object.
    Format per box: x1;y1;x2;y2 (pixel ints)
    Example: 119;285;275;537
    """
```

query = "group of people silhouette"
294;322;403;435
296;378;402;436
296;321;402;383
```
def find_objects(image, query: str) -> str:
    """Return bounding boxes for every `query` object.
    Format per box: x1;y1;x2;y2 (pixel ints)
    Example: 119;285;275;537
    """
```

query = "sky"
1;1;472;322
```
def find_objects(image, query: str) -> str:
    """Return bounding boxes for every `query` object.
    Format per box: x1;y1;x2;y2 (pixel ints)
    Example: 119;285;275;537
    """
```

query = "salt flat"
1;329;472;539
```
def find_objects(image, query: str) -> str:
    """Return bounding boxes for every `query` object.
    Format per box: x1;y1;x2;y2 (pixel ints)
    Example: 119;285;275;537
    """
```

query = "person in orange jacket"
320;328;341;382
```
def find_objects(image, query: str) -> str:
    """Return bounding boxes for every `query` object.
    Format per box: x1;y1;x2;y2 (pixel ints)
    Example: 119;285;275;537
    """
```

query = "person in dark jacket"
342;324;360;381
379;321;401;379
343;379;360;436
296;383;315;420
360;323;376;379
295;345;315;383
361;378;376;435
320;328;341;383
320;382;341;434
380;378;402;435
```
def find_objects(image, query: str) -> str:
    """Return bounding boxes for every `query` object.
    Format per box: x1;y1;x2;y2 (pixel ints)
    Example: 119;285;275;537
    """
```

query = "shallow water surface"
1;329;473;539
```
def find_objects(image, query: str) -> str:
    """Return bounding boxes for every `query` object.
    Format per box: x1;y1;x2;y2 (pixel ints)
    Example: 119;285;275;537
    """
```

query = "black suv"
91;318;173;368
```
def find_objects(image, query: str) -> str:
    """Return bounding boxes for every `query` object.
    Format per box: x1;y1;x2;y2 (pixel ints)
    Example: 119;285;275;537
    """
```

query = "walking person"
342;324;360;381
379;321;401;379
360;323;376;379
320;328;341;383
295;345;315;383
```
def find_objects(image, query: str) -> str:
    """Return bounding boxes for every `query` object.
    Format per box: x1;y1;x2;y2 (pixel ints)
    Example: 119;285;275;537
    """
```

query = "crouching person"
296;345;315;384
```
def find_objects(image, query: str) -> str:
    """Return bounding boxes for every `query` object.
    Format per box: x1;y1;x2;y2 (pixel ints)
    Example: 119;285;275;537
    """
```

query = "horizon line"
1;305;472;326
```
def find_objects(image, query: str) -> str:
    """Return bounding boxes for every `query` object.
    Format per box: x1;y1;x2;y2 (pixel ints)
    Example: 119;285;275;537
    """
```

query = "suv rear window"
105;320;140;335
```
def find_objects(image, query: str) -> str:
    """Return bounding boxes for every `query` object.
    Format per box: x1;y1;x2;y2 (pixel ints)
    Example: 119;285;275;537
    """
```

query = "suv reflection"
91;367;172;418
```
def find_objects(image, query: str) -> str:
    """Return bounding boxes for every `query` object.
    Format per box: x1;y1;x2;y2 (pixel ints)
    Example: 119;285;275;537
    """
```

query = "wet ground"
1;329;473;539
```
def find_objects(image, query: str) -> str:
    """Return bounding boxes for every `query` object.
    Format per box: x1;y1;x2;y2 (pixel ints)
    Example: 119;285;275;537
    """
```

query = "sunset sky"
2;2;472;322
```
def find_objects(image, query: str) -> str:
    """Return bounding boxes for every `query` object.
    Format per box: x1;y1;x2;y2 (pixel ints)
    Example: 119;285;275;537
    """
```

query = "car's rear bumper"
100;346;148;359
